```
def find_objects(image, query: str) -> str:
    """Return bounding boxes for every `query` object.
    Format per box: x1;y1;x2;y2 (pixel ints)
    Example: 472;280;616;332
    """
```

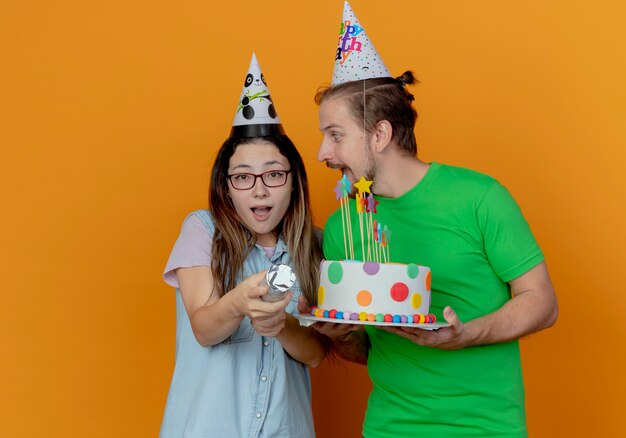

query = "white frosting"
318;260;431;316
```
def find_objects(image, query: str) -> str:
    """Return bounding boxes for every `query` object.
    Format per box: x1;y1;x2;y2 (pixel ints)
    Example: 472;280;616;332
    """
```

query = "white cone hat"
332;1;392;85
231;53;285;137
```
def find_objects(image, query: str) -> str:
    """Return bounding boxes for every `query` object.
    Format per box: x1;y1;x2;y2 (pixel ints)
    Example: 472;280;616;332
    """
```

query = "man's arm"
298;297;370;364
315;323;370;364
383;261;558;350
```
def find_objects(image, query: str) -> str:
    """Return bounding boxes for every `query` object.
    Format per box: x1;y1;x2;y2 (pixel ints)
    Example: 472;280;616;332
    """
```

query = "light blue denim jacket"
160;210;314;438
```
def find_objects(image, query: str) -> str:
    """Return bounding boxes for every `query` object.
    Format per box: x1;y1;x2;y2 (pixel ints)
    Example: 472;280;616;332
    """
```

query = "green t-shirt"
323;162;544;437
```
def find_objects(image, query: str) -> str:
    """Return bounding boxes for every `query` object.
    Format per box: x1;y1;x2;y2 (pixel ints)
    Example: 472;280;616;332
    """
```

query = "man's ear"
372;120;393;153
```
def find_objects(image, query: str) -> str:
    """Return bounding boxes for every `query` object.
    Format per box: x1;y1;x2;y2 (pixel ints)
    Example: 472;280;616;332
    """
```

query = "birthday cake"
310;176;435;324
313;260;435;323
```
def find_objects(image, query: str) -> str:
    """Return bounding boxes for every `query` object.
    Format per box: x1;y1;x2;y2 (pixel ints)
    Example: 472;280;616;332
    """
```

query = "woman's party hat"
332;1;392;85
231;53;285;137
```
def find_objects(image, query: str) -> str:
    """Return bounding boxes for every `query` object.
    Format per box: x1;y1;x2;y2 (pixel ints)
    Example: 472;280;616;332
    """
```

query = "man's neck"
372;155;430;198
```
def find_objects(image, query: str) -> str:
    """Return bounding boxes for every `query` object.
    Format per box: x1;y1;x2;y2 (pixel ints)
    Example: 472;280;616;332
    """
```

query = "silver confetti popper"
261;264;296;302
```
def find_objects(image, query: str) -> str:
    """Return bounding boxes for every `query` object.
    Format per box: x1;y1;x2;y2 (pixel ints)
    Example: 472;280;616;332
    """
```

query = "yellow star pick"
353;177;373;195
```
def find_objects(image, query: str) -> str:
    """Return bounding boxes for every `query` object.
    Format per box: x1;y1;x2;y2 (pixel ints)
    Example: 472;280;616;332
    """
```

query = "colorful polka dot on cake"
411;293;422;309
317;286;325;306
407;263;419;279
357;290;372;306
363;262;380;275
328;261;343;284
390;282;409;302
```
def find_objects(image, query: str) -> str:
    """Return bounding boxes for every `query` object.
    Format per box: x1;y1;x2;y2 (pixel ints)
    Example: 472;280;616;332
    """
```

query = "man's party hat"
231;53;285;137
332;1;392;85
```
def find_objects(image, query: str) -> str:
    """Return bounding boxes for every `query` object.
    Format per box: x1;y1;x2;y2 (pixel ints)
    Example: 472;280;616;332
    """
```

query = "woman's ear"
372;120;393;153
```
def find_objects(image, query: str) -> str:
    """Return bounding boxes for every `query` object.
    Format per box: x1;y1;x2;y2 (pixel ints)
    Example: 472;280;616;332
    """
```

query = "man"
304;2;559;437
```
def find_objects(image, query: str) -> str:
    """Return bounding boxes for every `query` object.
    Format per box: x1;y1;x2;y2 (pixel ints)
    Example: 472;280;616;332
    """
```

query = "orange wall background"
2;1;625;436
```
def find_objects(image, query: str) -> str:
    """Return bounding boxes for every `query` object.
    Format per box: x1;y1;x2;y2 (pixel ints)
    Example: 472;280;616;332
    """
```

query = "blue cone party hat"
230;53;285;137
332;1;392;85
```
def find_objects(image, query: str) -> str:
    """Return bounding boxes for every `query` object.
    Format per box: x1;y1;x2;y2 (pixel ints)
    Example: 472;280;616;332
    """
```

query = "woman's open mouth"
251;207;272;220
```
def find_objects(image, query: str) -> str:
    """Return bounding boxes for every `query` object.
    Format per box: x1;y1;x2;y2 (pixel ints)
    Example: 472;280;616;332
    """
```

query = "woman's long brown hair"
208;135;323;306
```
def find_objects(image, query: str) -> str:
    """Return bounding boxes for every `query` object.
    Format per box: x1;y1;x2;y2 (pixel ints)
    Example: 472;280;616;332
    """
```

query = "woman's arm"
276;315;328;367
249;294;329;367
177;266;288;347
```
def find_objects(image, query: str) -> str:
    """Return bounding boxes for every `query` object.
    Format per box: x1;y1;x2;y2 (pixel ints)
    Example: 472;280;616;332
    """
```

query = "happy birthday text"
336;20;363;64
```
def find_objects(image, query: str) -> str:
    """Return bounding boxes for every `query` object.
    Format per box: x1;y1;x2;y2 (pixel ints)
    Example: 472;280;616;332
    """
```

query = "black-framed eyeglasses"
227;170;292;190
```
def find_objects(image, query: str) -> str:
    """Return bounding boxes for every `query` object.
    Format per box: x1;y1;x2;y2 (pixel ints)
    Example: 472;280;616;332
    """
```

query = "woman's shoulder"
178;209;214;237
186;209;214;227
186;208;212;222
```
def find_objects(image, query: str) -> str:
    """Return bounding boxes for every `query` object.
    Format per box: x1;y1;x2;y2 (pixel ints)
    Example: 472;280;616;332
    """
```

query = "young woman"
159;132;326;437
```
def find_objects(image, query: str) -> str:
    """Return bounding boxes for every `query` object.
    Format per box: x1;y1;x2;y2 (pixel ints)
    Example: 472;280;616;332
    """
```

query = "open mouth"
326;162;344;172
329;164;352;180
251;207;272;220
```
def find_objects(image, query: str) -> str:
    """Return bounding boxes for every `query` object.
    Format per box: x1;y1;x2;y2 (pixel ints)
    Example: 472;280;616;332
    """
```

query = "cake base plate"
295;314;450;330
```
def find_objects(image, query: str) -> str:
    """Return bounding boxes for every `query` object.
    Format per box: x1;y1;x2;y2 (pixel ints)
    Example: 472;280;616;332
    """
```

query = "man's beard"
363;142;377;185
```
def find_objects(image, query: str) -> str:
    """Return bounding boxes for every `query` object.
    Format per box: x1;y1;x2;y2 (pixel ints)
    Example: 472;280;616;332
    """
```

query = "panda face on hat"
245;72;266;88
238;71;276;122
